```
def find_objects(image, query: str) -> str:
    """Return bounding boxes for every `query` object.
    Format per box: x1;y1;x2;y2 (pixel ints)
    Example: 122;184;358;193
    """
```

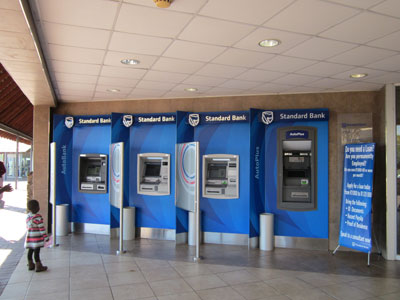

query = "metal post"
194;142;201;262
332;245;340;255
116;143;125;255
49;142;58;247
15;137;19;190
368;252;371;266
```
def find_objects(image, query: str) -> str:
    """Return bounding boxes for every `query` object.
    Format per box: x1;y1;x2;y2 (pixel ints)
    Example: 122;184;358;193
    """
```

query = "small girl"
25;200;49;272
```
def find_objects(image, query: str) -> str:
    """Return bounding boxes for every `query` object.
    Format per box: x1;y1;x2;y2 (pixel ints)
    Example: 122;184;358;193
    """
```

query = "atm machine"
137;153;170;195
202;154;239;199
78;154;108;193
277;127;317;211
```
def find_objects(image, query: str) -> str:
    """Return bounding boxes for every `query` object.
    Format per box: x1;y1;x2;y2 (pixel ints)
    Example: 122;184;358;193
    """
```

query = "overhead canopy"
0;63;33;145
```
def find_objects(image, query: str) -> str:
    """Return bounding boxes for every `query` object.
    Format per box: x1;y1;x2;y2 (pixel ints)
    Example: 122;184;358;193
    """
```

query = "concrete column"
33;105;50;227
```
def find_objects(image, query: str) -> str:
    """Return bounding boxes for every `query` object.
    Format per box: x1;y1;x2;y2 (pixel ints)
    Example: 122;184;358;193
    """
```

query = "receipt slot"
277;127;317;211
137;153;170;195
202;154;239;199
78;154;108;193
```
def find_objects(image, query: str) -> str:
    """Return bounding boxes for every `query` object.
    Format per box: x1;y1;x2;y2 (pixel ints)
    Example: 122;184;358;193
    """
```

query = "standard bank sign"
260;109;329;124
189;112;248;126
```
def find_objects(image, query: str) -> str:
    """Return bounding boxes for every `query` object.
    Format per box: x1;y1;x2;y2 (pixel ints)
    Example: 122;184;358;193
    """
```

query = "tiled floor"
1;233;400;300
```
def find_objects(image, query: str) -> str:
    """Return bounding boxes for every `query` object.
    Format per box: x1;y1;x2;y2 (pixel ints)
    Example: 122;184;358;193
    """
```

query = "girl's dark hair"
27;200;40;214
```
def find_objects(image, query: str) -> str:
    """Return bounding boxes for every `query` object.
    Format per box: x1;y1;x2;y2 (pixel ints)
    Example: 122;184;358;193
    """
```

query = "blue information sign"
339;143;375;253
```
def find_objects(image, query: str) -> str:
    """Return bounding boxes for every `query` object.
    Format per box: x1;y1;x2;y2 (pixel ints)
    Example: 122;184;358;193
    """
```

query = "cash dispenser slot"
203;154;239;199
78;154;108;194
277;127;317;211
137;153;170;196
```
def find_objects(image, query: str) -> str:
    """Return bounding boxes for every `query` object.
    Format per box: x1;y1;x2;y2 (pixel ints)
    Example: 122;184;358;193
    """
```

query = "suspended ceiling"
1;0;400;106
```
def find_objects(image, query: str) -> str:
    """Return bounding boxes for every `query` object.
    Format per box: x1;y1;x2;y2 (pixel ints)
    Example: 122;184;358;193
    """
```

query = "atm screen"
144;163;161;177
208;164;226;179
287;170;306;178
87;166;100;176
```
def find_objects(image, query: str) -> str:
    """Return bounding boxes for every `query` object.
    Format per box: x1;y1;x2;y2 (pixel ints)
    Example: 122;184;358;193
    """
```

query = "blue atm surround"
53;108;329;243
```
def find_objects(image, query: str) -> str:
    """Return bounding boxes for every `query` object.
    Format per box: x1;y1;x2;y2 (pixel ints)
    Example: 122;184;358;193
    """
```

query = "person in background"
25;199;49;272
0;161;7;208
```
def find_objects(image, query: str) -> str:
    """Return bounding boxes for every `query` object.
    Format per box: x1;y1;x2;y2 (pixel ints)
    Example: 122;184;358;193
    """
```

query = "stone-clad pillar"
33;105;50;227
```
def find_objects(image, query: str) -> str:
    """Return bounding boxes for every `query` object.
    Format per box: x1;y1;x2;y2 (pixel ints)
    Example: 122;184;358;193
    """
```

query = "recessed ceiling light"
258;39;281;48
185;88;198;92
121;58;140;65
349;73;368;79
107;88;120;93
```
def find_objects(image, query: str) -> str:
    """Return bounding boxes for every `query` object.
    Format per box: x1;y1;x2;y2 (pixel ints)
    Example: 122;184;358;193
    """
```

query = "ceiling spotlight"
153;0;171;8
185;88;198;92
121;58;140;65
350;73;368;79
107;88;120;93
258;39;281;48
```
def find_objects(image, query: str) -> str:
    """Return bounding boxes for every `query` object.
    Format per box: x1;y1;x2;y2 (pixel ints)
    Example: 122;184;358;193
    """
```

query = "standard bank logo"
123;115;133;127
261;111;274;125
65;116;74;128
189;114;200;127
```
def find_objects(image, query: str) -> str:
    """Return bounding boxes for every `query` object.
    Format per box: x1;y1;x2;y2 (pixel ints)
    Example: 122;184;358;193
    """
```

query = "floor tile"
135;258;172;270
173;263;213;277
285;288;337;300
348;277;400;296
232;281;279;299
142;266;181;282
264;276;314;295
156;291;201;300
0;282;29;299
379;292;400;300
7;270;32;284
108;270;146;286
70;273;108;291
26;278;69;297
70;286;114;300
217;270;259;285
111;282;155;300
104;261;139;273
185;274;228;291
149;278;193;296
320;283;374;300
196;286;246;300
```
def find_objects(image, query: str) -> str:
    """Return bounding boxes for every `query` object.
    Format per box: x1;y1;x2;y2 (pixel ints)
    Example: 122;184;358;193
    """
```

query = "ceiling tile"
0;0;22;10
327;46;397;66
152;57;205;74
324;0;382;9
233;28;310;54
0;31;36;50
265;0;358;35
196;63;247;78
212;48;274;68
32;0;119;30
364;72;400;84
135;80;177;91
123;0;208;13
142;70;188;83
53;73;98;84
57;81;96;92
103;51;157;68
41;22;111;49
249;82;294;93
370;0;400;18
366;54;400;72
95;85;132;94
93;91;129;100
203;87;246;96
272;74;320;85
295;62;353;77
235;69;286;82
367;30;400;52
115;3;192;38
50;60;101;76
320;12;400;44
199;0;294;25
0;9;29;33
257;56;315;72
218;79;261;90
331;67;385;80
163;40;226;62
55;88;94;96
109;32;172;56
163;90;200;98
285;86;325;93
172;84;211;93
283;37;356;60
183;75;226;87
178;16;255;47
46;44;106;64
129;88;166;98
305;78;352;88
100;65;147;79
333;81;383;91
97;76;139;88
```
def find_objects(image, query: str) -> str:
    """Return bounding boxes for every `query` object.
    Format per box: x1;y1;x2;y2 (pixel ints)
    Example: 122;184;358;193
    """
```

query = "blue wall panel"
71;125;111;225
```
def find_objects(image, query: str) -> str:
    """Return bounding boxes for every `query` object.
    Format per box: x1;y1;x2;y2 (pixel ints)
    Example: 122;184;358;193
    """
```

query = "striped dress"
25;212;48;249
